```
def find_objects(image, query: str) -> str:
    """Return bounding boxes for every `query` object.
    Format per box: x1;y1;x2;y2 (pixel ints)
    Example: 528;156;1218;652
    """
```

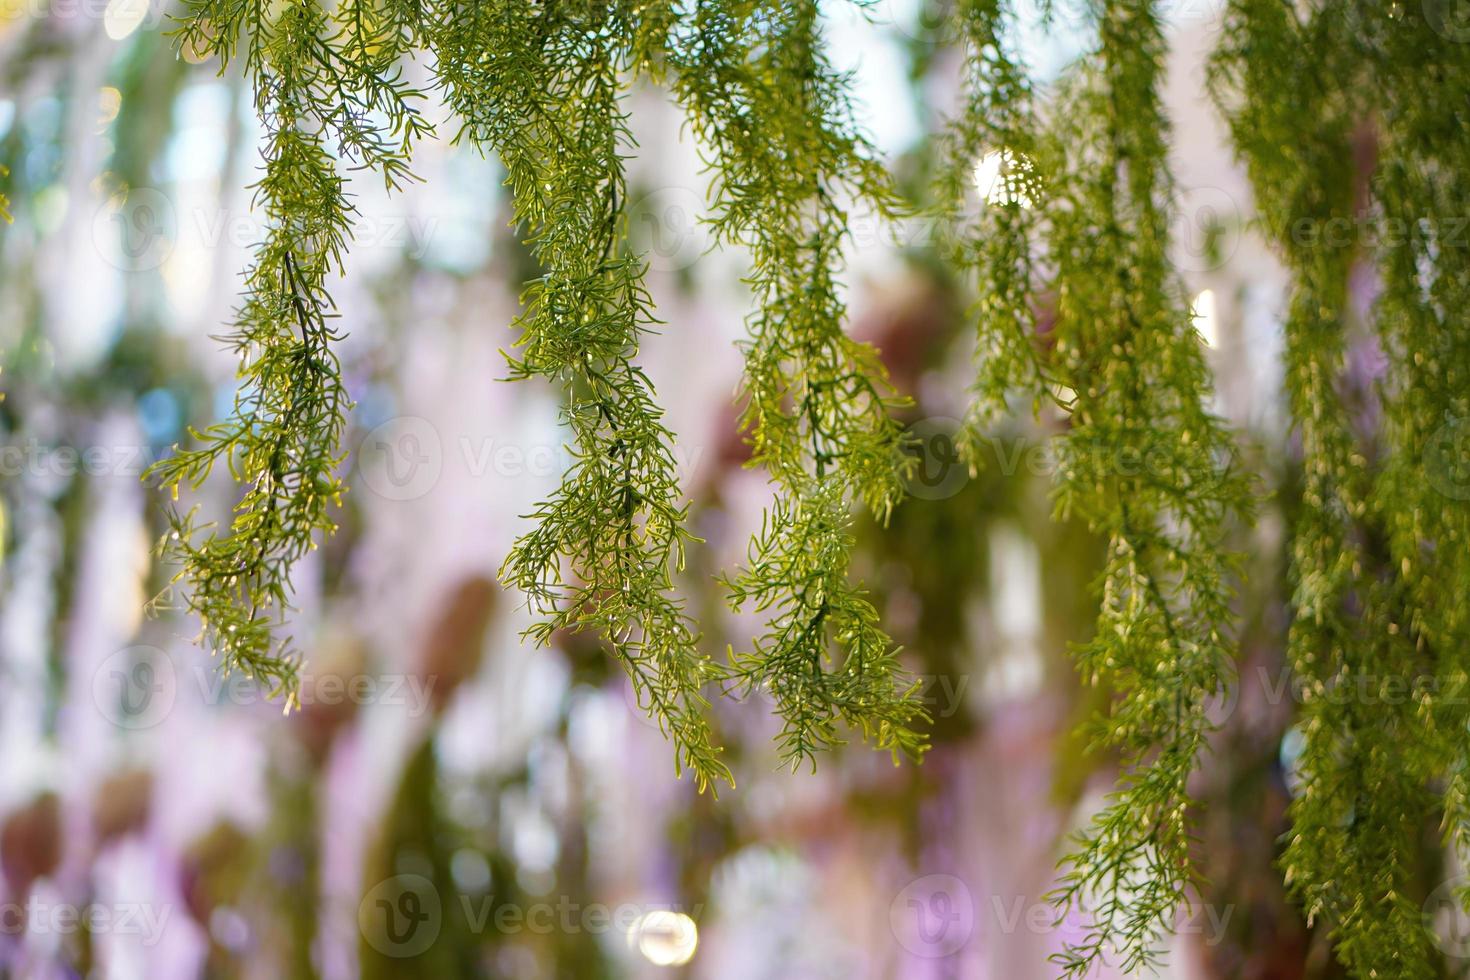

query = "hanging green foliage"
145;0;433;699
137;0;1470;974
427;0;732;791
1209;2;1470;976
939;0;1250;972
667;0;928;773
147;0;933;791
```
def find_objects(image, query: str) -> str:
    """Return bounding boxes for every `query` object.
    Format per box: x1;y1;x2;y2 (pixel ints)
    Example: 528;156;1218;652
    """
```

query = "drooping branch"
1211;1;1461;975
669;0;929;771
941;0;1250;971
429;0;730;791
147;0;432;696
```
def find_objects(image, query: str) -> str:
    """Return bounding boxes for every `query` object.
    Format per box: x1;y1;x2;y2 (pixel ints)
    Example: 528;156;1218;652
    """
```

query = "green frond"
137;3;1470;972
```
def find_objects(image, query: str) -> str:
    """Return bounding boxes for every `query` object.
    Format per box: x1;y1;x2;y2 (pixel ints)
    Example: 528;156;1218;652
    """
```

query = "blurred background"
0;0;1359;976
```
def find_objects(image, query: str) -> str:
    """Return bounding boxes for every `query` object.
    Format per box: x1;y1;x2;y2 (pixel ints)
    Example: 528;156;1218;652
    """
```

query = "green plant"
138;0;1470;974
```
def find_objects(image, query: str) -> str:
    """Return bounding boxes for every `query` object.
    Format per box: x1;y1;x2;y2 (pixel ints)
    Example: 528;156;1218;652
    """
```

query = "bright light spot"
104;0;147;40
972;148;1034;208
33;184;68;235
449;848;492;894
630;910;698;967
98;87;122;126
1192;288;1218;348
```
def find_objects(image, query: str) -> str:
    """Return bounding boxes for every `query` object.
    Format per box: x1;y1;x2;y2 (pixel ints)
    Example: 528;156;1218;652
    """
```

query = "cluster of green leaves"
938;0;1048;440
428;0;729;790
1044;4;1253;972
667;0;928;771
142;0;1470;969
939;0;1250;973
150;0;928;787
146;0;431;697
1210;2;1470;976
934;0;1470;973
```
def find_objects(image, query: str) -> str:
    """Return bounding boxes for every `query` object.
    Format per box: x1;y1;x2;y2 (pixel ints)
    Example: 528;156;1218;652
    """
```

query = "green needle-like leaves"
148;0;431;697
941;0;1249;971
670;0;930;772
1210;2;1470;975
140;2;1470;971
429;0;730;791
